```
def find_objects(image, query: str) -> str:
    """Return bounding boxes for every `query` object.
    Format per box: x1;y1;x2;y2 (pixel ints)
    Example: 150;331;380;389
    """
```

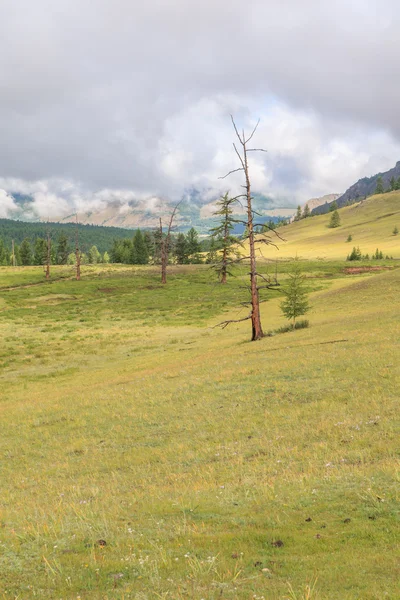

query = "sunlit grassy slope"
259;191;400;260
0;263;399;599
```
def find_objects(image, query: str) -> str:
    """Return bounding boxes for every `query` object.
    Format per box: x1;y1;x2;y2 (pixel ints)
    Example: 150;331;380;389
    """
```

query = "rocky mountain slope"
312;161;400;215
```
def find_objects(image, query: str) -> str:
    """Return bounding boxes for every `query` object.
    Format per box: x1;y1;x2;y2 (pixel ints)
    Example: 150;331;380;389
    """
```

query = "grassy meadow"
259;191;400;260
0;258;399;599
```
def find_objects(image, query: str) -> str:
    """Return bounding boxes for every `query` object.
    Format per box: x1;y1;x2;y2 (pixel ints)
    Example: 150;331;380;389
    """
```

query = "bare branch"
230;115;244;146
218;167;244;180
244;119;260;144
247;148;268;153
232;142;246;170
214;313;252;329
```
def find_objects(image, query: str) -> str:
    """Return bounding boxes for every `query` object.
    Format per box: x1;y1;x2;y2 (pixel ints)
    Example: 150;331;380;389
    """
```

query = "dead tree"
159;203;179;284
217;116;282;341
75;214;81;281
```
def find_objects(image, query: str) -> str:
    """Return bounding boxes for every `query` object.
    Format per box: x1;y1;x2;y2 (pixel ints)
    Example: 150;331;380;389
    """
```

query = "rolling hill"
260;191;400;260
312;161;400;215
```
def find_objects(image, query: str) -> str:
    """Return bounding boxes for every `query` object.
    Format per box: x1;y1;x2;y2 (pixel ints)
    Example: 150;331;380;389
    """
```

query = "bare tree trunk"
159;204;179;285
75;214;81;281
242;140;263;340
11;239;16;267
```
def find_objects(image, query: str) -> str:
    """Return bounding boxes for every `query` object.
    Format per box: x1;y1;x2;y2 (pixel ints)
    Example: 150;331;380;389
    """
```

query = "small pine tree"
280;258;310;328
393;225;399;236
347;246;362;261
294;205;302;221
302;204;311;219
103;251;110;263
329;200;338;212
174;233;189;264
33;238;47;265
375;176;384;194
19;238;32;265
346;234;352;242
390;176;396;191
88;245;101;264
133;229;149;264
329;210;341;228
56;233;69;265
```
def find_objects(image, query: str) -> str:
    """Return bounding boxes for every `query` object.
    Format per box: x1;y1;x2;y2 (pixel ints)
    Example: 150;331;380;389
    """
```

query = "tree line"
0;227;211;267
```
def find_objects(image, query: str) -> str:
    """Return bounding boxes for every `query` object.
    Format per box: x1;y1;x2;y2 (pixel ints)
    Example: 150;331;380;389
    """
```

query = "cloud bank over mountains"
1;0;400;219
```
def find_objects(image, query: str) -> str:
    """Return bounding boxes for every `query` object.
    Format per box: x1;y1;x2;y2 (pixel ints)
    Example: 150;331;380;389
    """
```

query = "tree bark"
243;142;263;340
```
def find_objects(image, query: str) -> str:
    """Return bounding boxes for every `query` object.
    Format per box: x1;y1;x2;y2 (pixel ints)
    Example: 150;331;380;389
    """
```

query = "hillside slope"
260;191;400;260
312;161;400;215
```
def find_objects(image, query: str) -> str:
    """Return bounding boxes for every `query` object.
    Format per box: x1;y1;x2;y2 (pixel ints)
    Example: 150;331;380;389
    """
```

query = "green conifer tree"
375;176;384;194
56;233;69;264
329;210;341;228
133;229;149;264
302;204;311;218
280;258;310;327
19;238;32;265
33;238;47;265
294;205;302;221
174;233;189;264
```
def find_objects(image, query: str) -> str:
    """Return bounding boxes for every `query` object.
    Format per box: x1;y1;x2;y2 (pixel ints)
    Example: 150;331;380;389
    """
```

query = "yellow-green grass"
0;263;399;599
258;192;400;260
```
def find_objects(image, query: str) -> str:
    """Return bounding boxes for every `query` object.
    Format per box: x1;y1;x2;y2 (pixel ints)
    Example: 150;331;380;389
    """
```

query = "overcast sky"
1;0;400;218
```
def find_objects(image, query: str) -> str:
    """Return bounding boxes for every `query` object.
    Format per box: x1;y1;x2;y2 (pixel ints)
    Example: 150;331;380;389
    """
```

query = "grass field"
259;191;400;260
0;260;399;599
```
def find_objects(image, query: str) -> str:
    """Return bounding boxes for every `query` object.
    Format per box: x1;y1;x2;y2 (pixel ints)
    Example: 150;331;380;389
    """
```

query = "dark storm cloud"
1;0;400;215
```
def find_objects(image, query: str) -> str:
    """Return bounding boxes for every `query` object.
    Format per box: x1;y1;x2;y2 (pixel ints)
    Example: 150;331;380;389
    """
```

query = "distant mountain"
2;188;292;234
301;193;341;212
312;161;400;215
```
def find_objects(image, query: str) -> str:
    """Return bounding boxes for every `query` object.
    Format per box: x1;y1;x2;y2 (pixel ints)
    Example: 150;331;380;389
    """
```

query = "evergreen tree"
143;231;154;258
329;200;338;212
294;205;302;221
280;258;310;327
186;227;201;261
375;175;384;194
19;238;32;265
347;246;362;261
56;233;69;264
329;210;341;228
88;245;101;264
396;177;400;190
209;192;241;283
33;238;47;265
205;236;217;264
302;204;311;218
0;238;8;265
346;234;353;242
133;229;149;264
390;176;396;191
174;233;189;264
103;251;110;263
393;225;399;235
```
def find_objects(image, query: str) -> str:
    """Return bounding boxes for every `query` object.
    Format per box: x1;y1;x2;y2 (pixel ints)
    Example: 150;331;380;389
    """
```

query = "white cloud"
0;190;18;217
1;0;400;214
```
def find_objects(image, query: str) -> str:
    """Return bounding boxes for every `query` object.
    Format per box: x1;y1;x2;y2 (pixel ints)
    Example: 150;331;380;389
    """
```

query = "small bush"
267;320;310;336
